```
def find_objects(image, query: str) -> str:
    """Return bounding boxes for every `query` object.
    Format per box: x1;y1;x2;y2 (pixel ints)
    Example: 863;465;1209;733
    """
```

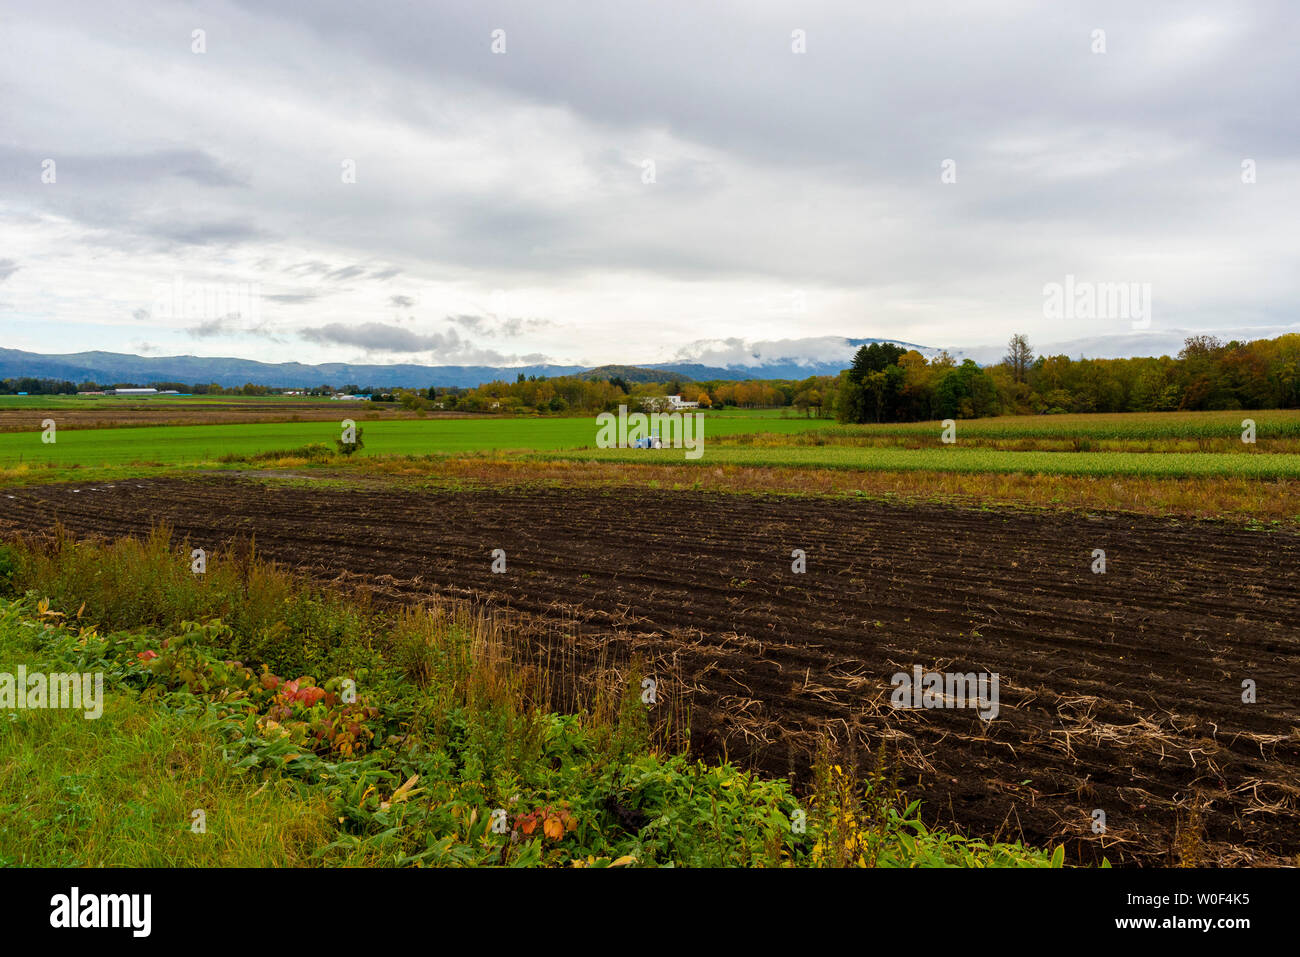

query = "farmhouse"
640;393;699;412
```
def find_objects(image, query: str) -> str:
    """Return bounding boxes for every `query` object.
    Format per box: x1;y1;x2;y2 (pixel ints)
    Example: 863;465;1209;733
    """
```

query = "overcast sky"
2;0;1297;368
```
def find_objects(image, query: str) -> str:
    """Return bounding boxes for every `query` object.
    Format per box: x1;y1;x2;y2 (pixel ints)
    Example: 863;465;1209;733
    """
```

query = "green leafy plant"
336;426;365;456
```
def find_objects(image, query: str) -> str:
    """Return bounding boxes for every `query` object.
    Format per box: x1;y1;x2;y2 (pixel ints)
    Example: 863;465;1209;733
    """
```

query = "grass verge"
279;455;1300;526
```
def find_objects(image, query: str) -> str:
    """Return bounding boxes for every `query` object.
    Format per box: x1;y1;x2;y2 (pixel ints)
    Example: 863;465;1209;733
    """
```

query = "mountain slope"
0;348;585;389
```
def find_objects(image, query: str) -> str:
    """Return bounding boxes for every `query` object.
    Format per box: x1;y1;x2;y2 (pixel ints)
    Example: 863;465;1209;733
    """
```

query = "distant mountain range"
0;330;1267;389
0;348;584;389
0;337;930;389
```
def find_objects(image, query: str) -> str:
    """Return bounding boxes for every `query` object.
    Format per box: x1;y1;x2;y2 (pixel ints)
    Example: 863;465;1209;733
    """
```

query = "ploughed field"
2;477;1297;865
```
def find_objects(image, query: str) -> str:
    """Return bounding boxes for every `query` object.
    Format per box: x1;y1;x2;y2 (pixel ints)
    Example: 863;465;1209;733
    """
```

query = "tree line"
397;373;836;416
0;377;79;395
834;333;1300;423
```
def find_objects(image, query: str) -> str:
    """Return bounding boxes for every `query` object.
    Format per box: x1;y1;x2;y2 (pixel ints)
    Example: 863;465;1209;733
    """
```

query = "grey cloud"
246;320;288;343
297;321;551;363
0;259;18;282
0;144;267;251
449;314;486;333
265;292;321;304
231;1;1298;173
282;261;396;282
196;0;1300;286
299;322;462;353
285;261;333;277
187;315;284;342
499;317;553;337
167;154;250;188
187;316;243;338
451;314;552;338
326;265;367;282
0;147;247;189
389;295;415;308
151;219;267;246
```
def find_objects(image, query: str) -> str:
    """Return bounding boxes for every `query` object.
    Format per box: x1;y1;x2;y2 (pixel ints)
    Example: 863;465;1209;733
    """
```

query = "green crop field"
784;410;1300;442
0;413;827;468
3;408;1298;482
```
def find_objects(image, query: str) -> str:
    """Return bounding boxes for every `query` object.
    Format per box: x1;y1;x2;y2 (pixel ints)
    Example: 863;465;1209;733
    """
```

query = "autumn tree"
1004;334;1034;384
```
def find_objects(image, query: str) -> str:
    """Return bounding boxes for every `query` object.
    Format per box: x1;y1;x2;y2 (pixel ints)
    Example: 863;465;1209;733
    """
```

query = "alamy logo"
890;666;999;721
151;274;261;323
49;887;151;937
596;405;705;460
1042;274;1151;329
0;667;104;719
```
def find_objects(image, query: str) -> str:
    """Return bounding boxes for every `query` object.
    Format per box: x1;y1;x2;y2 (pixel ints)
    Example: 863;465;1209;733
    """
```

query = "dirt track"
0;403;418;433
2;476;1297;864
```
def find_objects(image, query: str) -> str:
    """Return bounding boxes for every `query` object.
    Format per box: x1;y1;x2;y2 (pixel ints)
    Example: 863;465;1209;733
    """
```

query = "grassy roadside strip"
535;445;1300;479
0;534;1056;868
265;454;1299;526
771;409;1300;442
714;432;1300;454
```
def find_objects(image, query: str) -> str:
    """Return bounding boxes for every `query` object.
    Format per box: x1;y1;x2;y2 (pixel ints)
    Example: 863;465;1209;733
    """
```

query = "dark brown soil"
2;476;1297;865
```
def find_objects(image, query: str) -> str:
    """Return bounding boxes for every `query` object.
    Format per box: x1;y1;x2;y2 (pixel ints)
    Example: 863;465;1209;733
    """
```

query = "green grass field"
786;410;1300;442
0;413;827;467
3;408;1300;483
